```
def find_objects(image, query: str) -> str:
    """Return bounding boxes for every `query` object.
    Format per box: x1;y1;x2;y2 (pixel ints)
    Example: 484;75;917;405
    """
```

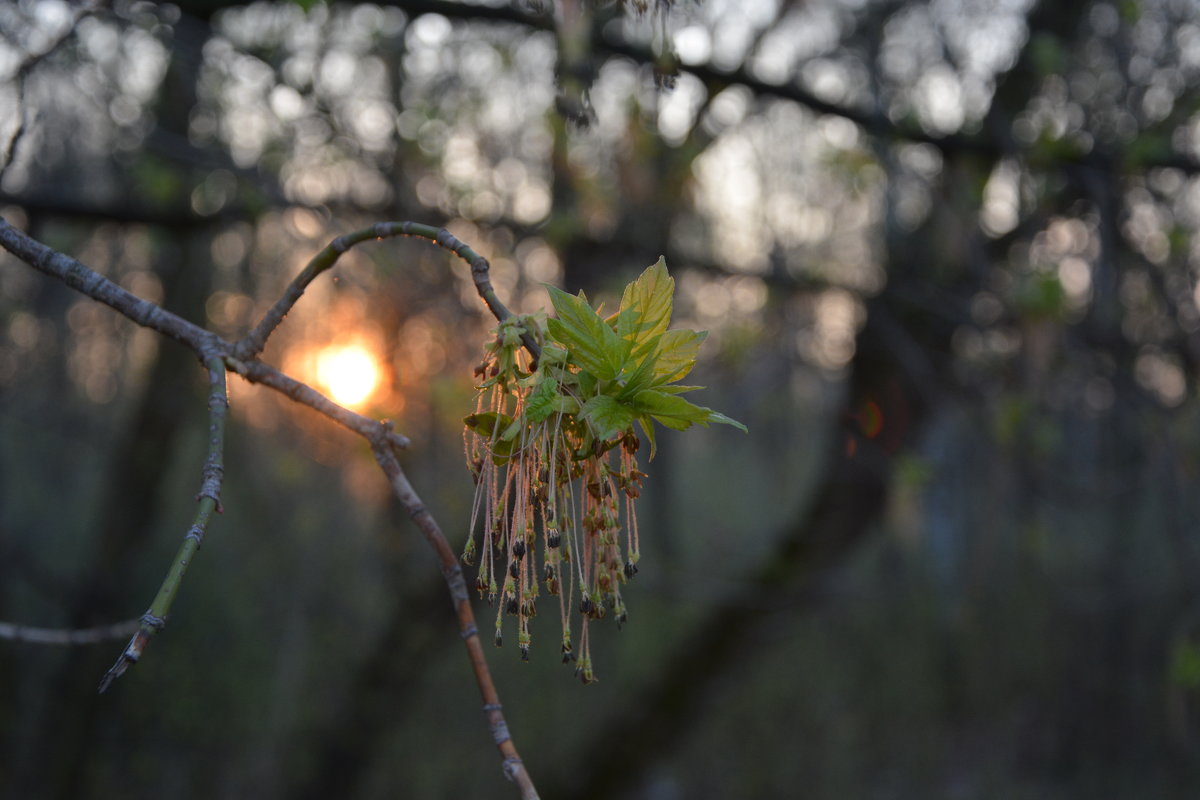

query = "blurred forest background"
3;0;1200;797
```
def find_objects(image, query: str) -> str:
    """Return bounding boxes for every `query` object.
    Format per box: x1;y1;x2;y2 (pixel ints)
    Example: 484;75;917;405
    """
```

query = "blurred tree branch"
366;0;1200;174
0;619;137;645
0;1;107;181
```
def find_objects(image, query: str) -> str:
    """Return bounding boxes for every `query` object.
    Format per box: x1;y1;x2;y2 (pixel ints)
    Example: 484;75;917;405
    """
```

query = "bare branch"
2;212;542;795
236;220;539;363
98;354;228;693
370;440;540;800
0;215;411;450
0;618;139;645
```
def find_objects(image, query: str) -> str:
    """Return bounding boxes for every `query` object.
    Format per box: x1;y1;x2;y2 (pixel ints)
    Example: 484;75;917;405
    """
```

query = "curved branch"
236;221;540;362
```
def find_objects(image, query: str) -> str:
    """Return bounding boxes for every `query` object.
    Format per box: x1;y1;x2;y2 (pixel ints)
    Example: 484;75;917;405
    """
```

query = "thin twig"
0;619;139;645
371;439;540;800
0;216;411;451
232;356;412;448
235;221;540;362
98;354;228;693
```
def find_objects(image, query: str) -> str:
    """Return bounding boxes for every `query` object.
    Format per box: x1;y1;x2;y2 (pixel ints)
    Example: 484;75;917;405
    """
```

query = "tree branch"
0;619;139;645
236;220;539;363
375;0;1200;174
0;216;411;451
371;441;540;800
0;212;542;797
0;1;107;180
97;354;228;693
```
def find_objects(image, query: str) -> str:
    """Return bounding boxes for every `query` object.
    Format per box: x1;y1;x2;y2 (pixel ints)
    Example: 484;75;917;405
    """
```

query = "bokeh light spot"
316;345;380;408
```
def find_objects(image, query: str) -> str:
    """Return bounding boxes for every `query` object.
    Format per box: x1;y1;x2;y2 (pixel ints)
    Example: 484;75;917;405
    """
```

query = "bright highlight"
316;345;380;408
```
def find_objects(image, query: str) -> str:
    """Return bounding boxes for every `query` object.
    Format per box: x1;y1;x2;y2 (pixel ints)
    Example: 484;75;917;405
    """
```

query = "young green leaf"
636;416;658;458
652;329;706;385
545;285;626;380
615;337;661;400
630;389;748;432
524;375;560;423
618;257;674;356
579;395;636;442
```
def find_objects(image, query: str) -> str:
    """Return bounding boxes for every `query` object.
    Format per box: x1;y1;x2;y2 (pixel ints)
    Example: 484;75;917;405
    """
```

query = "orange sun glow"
315;345;381;408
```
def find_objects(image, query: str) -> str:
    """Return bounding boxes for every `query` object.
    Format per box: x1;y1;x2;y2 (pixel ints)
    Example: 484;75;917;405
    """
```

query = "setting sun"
316;345;381;408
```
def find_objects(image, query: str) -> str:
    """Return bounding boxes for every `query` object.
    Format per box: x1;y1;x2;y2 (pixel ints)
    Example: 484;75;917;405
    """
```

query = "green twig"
97;355;228;693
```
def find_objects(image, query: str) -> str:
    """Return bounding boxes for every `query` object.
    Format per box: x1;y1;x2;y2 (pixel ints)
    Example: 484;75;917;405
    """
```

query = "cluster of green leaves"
467;257;745;456
462;258;743;680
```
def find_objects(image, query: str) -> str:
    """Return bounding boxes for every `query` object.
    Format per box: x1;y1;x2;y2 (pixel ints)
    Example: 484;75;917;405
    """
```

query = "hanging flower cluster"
462;259;745;683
